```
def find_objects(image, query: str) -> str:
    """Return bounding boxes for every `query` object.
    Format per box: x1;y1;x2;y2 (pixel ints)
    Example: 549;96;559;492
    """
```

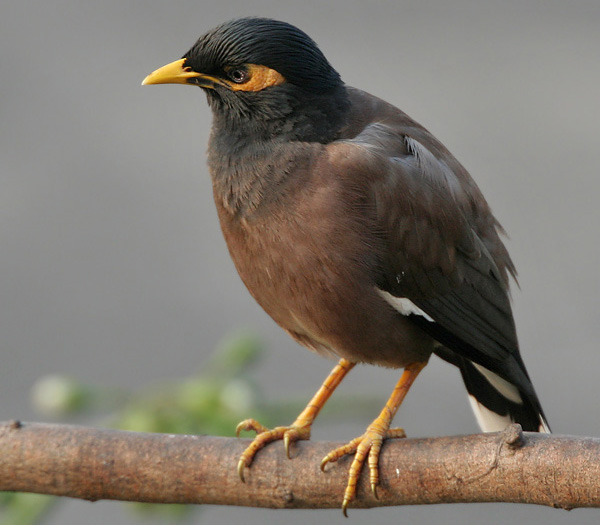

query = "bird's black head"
143;18;349;143
183;18;342;93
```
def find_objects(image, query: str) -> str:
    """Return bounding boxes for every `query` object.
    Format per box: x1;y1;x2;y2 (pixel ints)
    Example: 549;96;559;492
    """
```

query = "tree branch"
1;420;599;511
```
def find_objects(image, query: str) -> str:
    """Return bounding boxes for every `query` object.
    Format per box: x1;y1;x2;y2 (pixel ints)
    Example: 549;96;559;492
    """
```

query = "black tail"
436;348;550;433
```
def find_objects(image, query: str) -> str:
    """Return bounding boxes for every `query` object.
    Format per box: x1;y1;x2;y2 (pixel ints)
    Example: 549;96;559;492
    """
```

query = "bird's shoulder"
328;87;487;224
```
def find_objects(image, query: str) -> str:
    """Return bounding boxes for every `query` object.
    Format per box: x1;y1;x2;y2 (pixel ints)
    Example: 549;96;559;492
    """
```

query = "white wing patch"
471;363;523;404
376;288;434;322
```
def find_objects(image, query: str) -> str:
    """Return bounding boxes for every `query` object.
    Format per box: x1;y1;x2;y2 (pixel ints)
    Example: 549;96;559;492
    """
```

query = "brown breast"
212;147;435;368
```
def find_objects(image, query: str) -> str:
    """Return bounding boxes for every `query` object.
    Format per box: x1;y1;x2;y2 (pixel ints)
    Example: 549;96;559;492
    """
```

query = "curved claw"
342;498;349;518
235;422;244;438
283;432;291;459
320;456;328;472
372;482;378;499
237;459;246;482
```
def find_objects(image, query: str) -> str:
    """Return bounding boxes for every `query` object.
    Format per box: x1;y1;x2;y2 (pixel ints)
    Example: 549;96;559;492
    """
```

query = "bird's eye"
228;69;248;83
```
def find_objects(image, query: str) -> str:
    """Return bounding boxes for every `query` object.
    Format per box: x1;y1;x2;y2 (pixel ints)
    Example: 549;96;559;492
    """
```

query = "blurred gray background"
2;0;600;523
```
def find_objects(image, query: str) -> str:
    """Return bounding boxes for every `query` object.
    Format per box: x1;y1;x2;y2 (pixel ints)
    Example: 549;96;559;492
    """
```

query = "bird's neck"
206;140;322;220
208;85;350;142
206;86;350;216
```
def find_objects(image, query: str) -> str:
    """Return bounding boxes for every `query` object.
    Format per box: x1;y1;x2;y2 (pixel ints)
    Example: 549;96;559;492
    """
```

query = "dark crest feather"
183;17;342;92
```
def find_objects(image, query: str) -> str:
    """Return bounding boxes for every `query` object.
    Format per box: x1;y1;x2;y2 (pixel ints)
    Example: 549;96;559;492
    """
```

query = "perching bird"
142;17;549;514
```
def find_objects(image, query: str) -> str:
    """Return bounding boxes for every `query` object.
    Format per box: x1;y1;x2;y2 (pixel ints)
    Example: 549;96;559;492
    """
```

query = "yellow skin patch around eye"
225;64;286;92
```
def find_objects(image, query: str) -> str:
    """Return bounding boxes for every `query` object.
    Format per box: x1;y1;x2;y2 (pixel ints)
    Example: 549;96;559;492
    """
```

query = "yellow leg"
236;358;355;481
321;361;427;516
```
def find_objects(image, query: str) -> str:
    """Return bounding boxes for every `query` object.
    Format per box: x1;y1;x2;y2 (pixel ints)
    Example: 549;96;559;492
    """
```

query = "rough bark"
1;420;599;511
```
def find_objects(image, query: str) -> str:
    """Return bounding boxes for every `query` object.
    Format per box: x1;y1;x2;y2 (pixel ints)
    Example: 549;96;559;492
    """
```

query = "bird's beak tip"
141;58;194;86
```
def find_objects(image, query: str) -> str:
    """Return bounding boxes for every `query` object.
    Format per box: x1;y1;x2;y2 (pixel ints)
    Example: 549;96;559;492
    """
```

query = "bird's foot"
235;418;311;481
321;425;406;516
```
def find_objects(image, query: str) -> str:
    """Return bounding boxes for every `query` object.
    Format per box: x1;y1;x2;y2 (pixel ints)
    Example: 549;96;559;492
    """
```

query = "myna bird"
142;17;549;514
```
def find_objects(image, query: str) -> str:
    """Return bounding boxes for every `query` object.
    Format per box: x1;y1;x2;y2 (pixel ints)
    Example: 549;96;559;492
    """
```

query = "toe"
323;426;403;514
320;435;363;471
235;418;269;437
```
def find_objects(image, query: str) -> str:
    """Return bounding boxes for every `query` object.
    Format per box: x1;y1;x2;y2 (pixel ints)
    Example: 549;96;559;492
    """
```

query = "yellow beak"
142;58;218;87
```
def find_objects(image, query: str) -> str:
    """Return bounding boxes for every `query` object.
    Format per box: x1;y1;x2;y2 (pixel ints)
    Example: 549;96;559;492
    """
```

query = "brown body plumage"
143;18;549;514
213;86;511;368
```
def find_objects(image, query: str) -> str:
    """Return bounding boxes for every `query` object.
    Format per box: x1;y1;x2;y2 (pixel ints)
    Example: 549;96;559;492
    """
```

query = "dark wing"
365;126;523;373
330;93;548;431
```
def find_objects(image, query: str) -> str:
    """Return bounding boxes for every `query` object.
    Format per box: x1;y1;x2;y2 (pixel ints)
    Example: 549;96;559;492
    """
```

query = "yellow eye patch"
226;64;286;92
